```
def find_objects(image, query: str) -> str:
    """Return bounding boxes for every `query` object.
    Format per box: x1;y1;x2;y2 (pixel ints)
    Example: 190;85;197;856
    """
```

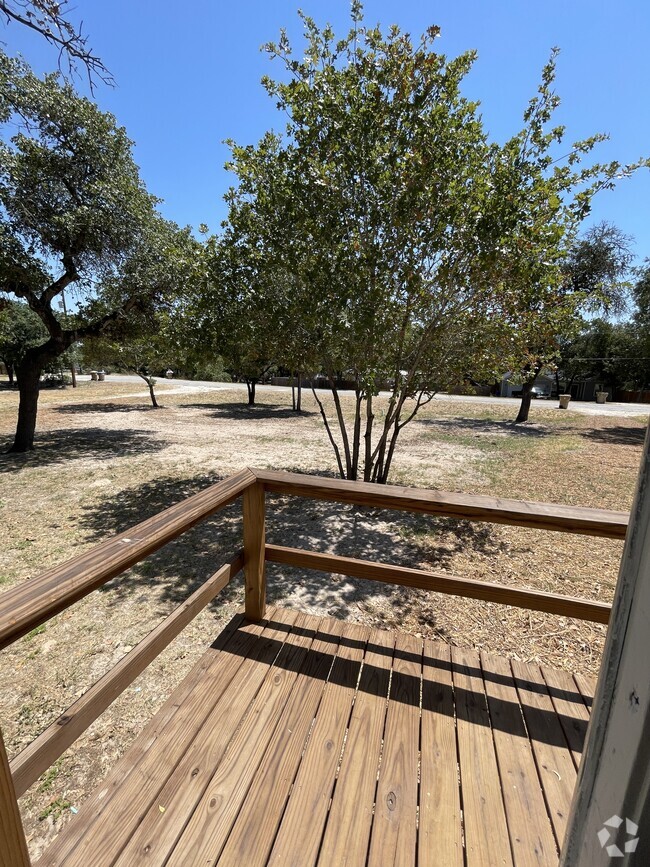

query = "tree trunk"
7;364;14;386
246;379;256;405
296;372;302;412
9;358;42;452
148;380;159;408
515;380;534;423
134;371;159;408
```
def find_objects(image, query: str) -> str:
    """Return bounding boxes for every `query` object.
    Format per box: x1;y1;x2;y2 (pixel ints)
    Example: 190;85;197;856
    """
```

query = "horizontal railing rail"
265;544;611;624
0;468;254;650
9;552;244;798
255;469;628;539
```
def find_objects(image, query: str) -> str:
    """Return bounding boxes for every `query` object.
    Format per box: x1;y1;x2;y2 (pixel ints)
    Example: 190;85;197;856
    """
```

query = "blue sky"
3;0;650;259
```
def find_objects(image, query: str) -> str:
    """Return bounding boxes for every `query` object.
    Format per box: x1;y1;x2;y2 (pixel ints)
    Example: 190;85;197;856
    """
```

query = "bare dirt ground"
0;379;647;858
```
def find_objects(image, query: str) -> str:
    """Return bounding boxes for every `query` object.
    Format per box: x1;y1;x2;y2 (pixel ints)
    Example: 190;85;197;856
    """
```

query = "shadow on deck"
37;608;593;867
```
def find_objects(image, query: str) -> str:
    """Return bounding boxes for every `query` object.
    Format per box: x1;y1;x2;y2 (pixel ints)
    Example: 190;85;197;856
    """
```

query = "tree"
0;51;193;451
194;231;280;405
83;332;162;408
206;8;510;481
0;298;46;383
483;49;643;424
0;0;111;89
555;318;648;395
505;222;635;422
208;6;645;480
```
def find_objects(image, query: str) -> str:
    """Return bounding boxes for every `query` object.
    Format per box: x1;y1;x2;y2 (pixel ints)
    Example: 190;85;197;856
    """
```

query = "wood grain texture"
166;610;314;867
218;617;343;867
419;641;463;867
452;646;514;867
0;468;255;649
511;660;578;850
254;469;628;538
0;727;30;867
367;632;422;867
316;626;394;867
243;482;266;621
481;652;558;867
38;612;271;867
113;608;300;867
11;553;243;798
540;667;590;770
265;544;611;623
33;611;596;867
268;622;369;867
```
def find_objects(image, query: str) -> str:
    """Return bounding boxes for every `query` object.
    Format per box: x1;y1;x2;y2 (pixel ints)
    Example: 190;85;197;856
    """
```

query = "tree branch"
0;0;114;91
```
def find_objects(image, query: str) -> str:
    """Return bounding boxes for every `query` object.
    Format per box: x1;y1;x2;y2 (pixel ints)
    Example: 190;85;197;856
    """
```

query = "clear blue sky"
3;0;650;259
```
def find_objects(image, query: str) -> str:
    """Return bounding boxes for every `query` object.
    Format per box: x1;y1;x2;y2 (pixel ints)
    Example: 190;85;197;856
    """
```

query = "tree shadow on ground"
580;424;647;446
418;417;551;438
77;472;245;612
180;401;316;420
54;402;157;414
0;428;166;473
77;468;507;641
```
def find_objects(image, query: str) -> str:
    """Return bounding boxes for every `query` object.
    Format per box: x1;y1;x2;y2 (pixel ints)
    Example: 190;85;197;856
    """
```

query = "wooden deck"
38;607;595;867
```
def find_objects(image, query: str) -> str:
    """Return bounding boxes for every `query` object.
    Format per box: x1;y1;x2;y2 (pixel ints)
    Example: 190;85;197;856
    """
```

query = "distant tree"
83;323;167;408
0;298;45;383
504;220;636;423
633;261;650;327
0;0;111;89
0;51;194;451
486;48;644;424
195;232;278;405
556;319;647;395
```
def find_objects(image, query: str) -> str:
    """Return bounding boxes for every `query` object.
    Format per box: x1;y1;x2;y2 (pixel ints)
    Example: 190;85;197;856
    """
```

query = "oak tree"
0;51;192;450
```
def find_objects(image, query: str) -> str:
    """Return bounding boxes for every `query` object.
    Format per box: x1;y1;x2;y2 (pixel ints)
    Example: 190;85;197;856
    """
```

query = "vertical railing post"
0;727;30;867
243;481;266;621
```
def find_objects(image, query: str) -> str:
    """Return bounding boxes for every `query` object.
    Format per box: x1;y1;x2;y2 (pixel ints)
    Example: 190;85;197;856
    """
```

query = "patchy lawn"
0;380;646;858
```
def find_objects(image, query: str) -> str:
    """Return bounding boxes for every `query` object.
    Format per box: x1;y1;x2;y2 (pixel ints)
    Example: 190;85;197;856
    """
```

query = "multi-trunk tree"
206;6;645;480
0;50;194;451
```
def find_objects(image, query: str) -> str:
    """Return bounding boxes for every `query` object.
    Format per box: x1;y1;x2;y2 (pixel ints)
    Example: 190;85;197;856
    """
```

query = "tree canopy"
198;5;647;481
0;50;195;450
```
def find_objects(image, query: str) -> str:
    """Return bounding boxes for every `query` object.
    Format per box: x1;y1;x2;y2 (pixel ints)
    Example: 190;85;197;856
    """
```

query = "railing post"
243;481;266;621
0;727;30;867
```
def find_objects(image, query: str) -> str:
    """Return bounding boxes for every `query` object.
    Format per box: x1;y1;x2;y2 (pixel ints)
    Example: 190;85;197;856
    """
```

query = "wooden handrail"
10;552;244;798
0;469;255;650
265;545;612;624
254;469;628;539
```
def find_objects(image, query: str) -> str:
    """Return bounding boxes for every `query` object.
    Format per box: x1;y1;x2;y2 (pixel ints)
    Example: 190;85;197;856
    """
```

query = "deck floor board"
36;609;596;867
316;625;394;867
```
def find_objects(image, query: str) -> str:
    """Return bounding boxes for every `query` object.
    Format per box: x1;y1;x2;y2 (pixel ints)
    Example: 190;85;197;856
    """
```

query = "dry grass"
0;379;646;857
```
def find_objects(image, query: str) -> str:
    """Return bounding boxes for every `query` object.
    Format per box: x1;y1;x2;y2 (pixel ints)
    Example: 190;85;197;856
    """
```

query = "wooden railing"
0;468;628;865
